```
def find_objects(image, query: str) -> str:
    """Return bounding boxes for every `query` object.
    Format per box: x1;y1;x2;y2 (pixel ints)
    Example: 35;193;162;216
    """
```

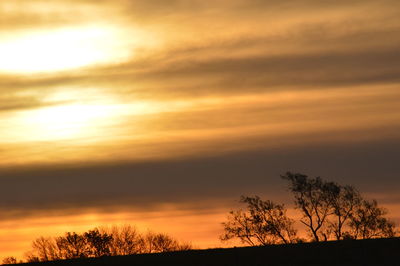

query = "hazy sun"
0;26;130;73
21;104;116;141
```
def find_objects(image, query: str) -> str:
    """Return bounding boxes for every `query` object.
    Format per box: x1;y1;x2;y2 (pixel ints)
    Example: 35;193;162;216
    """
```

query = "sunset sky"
1;0;400;260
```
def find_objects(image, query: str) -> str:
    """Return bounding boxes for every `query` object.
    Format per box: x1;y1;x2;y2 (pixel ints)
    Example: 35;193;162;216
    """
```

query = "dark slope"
13;237;400;266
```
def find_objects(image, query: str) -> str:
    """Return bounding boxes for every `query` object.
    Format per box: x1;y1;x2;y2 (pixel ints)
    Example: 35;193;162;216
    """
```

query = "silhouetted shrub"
2;256;17;264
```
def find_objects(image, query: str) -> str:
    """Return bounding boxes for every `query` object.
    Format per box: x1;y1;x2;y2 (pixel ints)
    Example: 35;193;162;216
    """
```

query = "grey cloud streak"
0;97;52;112
111;0;400;22
1;137;400;220
2;0;399;31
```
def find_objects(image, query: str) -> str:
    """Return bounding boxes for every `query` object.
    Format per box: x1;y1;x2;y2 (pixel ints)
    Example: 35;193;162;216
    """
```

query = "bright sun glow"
21;104;117;141
0;26;130;73
1;98;158;144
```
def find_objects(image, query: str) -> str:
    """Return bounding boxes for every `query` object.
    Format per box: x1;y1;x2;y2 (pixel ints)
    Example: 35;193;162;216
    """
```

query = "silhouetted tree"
151;233;179;252
281;172;340;242
101;225;143;256
55;232;88;259
29;237;60;261
328;185;362;240
84;228;113;257
349;199;396;239
282;172;398;241
221;196;298;246
23;225;191;263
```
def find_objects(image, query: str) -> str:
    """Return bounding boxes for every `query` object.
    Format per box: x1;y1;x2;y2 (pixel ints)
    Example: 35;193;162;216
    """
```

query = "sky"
1;0;400;260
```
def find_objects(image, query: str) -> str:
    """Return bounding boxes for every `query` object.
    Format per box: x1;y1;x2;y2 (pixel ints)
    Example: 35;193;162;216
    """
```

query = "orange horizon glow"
1;201;399;260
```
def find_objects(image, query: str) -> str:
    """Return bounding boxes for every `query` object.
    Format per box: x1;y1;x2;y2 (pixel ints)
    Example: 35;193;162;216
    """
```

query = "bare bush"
2;256;17;264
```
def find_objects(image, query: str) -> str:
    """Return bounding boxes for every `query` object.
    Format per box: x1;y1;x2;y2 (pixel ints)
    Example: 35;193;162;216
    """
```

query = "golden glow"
0;85;399;166
19;104;117;141
5;98;161;143
0;26;130;73
0;208;231;260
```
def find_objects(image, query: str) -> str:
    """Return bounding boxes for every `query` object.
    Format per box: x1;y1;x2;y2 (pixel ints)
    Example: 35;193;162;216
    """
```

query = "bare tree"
101;225;143;255
282;172;398;241
221;196;298;246
328;185;362;240
281;172;340;242
152;233;179;252
28;237;60;262
221;209;257;246
21;225;191;263
55;232;88;259
27;234;88;261
349;199;396;239
84;228;113;257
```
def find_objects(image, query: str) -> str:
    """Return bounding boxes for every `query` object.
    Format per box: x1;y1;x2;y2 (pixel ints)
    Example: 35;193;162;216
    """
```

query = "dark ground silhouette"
7;237;400;266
